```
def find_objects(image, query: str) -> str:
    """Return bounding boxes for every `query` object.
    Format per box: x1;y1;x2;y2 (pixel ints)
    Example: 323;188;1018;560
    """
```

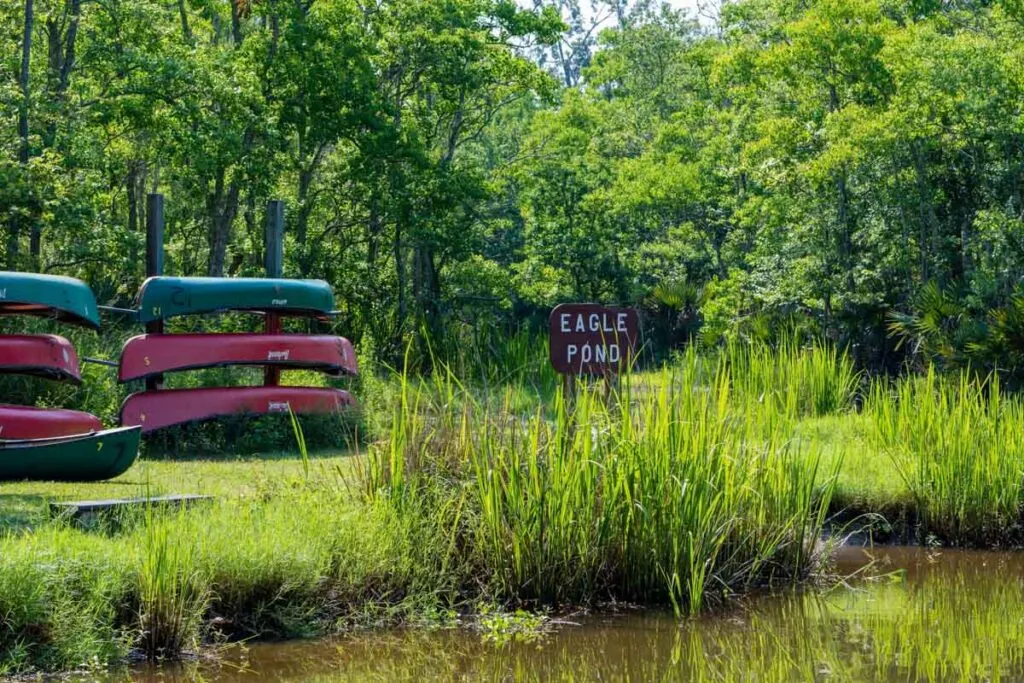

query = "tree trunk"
394;220;407;350
836;170;854;294
178;0;192;42
230;0;243;45
43;0;80;149
295;154;318;277
207;170;241;277
913;142;940;281
956;145;979;283
413;244;442;365
127;163;140;235
613;0;627;27
17;0;33;167
9;0;34;266
244;190;258;269
367;191;380;273
1011;135;1023;220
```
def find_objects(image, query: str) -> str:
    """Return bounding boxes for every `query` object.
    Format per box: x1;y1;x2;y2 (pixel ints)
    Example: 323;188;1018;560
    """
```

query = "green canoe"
0;271;100;329
136;277;336;323
0;426;141;482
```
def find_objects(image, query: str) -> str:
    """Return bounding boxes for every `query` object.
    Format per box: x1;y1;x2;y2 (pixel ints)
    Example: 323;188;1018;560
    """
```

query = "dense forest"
3;0;1024;371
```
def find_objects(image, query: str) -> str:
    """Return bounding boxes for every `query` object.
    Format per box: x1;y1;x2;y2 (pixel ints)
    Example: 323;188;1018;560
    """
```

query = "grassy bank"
7;340;1024;673
0;450;357;533
0;451;452;674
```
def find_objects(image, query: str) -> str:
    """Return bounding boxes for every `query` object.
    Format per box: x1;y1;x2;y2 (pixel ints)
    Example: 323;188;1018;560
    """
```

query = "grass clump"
368;355;837;615
866;368;1024;545
0;528;131;674
725;338;861;419
137;508;209;659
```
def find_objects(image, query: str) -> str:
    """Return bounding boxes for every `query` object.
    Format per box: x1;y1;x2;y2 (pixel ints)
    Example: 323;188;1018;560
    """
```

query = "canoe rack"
0;272;104;441
116;196;358;434
0;271;143;482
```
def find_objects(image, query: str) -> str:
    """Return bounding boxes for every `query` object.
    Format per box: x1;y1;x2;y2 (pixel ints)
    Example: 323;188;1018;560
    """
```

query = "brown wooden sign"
549;304;639;375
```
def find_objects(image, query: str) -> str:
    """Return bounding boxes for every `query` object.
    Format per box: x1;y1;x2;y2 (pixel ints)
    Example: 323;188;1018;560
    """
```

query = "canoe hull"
136;277;335;323
0;271;100;329
120;386;356;433
0;334;82;383
118;334;357;382
0;404;103;440
0;426;141;481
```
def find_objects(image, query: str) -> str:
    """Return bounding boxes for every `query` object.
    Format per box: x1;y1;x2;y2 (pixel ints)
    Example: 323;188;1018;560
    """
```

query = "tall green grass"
26;337;1024;674
725;338;860;418
866;368;1024;544
368;353;837;614
138;506;209;659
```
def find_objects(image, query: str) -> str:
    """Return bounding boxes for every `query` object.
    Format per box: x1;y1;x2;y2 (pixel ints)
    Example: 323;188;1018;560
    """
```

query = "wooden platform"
50;494;213;525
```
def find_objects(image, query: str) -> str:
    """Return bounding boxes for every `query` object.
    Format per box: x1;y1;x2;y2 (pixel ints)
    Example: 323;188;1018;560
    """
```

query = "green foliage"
888;281;1024;375
3;0;1024;372
367;354;836;614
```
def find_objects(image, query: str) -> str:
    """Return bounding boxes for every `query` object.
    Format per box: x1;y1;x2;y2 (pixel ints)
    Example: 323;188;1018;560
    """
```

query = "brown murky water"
112;546;1024;681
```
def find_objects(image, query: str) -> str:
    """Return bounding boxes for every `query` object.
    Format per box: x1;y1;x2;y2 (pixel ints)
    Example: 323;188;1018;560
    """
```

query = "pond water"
118;546;1024;681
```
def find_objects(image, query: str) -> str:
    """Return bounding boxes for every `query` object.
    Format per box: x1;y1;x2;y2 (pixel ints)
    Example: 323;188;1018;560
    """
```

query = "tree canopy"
3;0;1024;371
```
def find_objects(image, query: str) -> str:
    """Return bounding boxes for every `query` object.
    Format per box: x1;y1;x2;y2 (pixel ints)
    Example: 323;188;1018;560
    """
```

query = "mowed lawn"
0;450;361;532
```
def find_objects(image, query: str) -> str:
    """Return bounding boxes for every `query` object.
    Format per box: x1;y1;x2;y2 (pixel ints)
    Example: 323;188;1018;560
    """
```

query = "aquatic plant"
866;368;1024;544
367;354;837;613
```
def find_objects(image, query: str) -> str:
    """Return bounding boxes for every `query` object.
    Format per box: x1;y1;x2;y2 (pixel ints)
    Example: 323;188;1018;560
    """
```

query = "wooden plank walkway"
50;494;213;525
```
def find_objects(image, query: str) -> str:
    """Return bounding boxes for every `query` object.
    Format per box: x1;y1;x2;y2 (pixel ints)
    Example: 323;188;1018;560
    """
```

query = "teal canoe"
0;426;141;482
0;271;100;329
135;277;335;323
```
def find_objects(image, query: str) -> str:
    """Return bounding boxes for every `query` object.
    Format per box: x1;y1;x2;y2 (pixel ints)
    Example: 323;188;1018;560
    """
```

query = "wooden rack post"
264;200;284;386
145;193;165;392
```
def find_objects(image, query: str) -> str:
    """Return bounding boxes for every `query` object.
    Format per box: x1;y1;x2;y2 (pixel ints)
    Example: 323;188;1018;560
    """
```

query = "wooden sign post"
549;303;639;404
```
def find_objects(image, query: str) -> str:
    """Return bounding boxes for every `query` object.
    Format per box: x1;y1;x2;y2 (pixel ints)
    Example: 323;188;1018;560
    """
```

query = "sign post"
549;304;640;404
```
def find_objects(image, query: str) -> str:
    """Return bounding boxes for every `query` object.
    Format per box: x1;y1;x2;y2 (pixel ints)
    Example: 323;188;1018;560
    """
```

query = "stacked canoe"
118;277;357;433
0;272;141;481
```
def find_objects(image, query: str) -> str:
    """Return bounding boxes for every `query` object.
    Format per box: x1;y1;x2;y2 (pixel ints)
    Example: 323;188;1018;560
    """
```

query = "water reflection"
109;546;1024;681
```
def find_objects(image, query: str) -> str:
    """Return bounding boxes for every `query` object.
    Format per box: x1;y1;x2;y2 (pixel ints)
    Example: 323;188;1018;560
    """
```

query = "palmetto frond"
652;278;705;311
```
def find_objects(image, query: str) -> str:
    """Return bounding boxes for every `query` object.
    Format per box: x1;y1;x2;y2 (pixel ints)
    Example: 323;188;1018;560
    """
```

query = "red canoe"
118;334;358;382
120;386;356;433
0;334;83;383
0;404;103;441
